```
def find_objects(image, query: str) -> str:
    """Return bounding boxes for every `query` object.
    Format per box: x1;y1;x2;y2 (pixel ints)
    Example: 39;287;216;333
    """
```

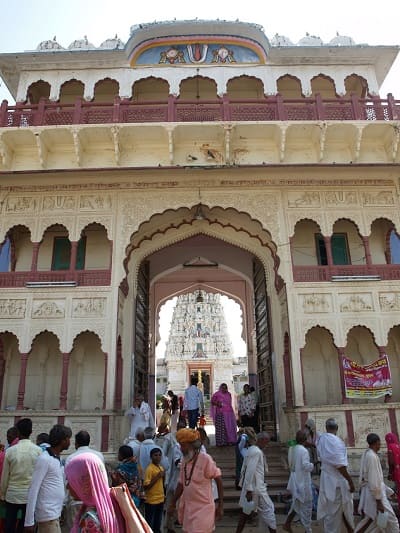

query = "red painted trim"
389;408;398;435
57;416;65;425
101;415;109;452
299;348;307;405
345;411;355;446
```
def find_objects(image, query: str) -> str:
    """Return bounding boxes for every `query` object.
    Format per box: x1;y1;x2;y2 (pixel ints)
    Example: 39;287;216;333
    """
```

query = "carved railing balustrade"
1;93;399;127
293;264;400;282
0;269;111;287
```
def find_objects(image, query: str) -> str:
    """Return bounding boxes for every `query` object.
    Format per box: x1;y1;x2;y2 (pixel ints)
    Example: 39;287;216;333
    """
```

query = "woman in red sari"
385;432;400;508
210;383;237;446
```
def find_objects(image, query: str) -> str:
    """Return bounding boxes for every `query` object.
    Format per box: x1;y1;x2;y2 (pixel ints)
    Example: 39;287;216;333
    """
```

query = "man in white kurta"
125;395;155;438
355;433;399;533
283;430;314;533
317;418;355;532
236;429;276;533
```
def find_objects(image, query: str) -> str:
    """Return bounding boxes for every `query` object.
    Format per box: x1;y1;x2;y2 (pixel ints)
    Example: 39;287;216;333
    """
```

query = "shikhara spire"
165;291;232;360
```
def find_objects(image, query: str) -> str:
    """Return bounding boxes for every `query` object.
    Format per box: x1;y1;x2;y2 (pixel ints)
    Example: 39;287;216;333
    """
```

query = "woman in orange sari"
385;432;400;508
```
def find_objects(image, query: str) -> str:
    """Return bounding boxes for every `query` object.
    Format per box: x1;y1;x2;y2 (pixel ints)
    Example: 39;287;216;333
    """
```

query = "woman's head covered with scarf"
385;432;400;445
65;452;123;533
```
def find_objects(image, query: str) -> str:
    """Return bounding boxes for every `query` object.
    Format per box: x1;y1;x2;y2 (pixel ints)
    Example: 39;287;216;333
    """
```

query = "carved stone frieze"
32;300;65;318
362;191;394;206
301;293;331;313
72;298;106;318
379;293;400;311
77;216;112;237
6;197;38;213
79;194;112;210
352;411;390;448
324;191;358;206
288;191;321;208
0;299;26;318
42;196;76;212
339;294;373;312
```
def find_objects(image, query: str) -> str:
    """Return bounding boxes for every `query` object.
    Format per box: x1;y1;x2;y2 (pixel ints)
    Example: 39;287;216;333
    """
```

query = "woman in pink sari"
210;383;237;446
385;432;400;508
65;452;124;533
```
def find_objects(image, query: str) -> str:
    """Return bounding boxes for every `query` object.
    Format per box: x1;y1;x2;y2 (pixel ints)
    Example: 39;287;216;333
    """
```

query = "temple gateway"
0;19;399;454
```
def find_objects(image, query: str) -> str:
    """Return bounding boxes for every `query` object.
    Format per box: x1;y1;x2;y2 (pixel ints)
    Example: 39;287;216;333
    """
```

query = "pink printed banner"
342;354;392;399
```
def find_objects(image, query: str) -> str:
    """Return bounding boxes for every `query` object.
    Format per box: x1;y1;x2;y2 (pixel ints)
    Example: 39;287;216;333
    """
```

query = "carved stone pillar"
337;347;348;403
283;334;293;408
299;348;307;405
102;353;108;410
59;352;70;410
323;236;334;266
362;236;372;266
114;338;123;411
30;242;40;272
70;241;78;272
17;353;29;410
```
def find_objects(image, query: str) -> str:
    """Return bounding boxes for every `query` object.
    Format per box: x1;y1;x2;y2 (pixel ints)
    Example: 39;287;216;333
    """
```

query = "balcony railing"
1;94;399;128
293;264;400;282
0;270;111;287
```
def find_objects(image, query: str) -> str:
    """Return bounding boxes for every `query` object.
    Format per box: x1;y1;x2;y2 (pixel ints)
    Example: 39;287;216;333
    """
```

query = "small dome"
68;36;95;50
298;33;323;46
329;33;355;46
36;37;64;51
99;35;125;49
271;34;293;46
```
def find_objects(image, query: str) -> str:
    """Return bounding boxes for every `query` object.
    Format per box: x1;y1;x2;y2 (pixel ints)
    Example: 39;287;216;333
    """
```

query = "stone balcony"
1;95;399;171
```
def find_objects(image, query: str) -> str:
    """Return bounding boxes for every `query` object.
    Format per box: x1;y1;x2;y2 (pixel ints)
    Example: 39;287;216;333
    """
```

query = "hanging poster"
342;354;392;399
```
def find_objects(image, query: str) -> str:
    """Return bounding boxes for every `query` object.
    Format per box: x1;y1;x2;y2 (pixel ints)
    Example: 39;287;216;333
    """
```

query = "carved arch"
226;75;265;98
26;80;51;104
132;76;170;100
277;74;303;98
178;76;218;99
311;74;337;98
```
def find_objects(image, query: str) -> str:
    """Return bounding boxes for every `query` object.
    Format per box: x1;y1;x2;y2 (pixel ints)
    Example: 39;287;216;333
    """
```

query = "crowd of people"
1;383;400;532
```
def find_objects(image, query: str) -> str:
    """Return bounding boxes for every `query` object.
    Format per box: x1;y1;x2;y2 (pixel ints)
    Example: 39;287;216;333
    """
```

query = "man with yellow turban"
167;429;223;533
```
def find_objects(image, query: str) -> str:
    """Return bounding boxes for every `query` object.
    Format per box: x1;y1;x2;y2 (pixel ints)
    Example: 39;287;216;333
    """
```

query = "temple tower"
164;291;244;397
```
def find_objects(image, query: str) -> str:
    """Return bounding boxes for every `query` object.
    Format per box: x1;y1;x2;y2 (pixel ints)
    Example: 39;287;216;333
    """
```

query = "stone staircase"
209;442;290;531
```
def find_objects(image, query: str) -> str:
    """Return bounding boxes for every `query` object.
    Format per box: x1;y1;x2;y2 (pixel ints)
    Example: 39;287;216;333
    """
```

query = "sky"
0;0;399;101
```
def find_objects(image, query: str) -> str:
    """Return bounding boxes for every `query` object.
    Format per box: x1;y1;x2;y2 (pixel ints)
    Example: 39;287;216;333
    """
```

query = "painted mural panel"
136;43;261;65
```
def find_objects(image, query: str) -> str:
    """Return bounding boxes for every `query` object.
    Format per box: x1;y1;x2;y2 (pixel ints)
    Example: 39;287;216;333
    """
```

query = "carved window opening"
51;237;86;270
0;238;11;272
226;76;264;99
132;77;169;101
345;74;368;98
315;233;350;265
59;79;84;104
389;230;400;264
276;75;303;99
311;74;337;98
27;80;51;104
93;78;119;103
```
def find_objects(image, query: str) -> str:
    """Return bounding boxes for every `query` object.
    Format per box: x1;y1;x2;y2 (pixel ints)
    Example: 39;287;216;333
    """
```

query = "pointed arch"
59;79;84;104
132;77;170;101
311;74;337;98
277;75;303;98
226;75;265;98
178;76;218;100
27;80;51;104
345;74;368;98
344;326;379;365
93;78;119;102
302;326;341;405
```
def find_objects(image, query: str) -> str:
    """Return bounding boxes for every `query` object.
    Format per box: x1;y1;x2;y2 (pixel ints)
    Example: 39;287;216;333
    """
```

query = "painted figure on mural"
159;47;186;64
211;46;235;63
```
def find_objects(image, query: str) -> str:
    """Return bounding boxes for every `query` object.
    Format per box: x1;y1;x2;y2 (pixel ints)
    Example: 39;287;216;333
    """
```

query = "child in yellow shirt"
143;448;165;533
